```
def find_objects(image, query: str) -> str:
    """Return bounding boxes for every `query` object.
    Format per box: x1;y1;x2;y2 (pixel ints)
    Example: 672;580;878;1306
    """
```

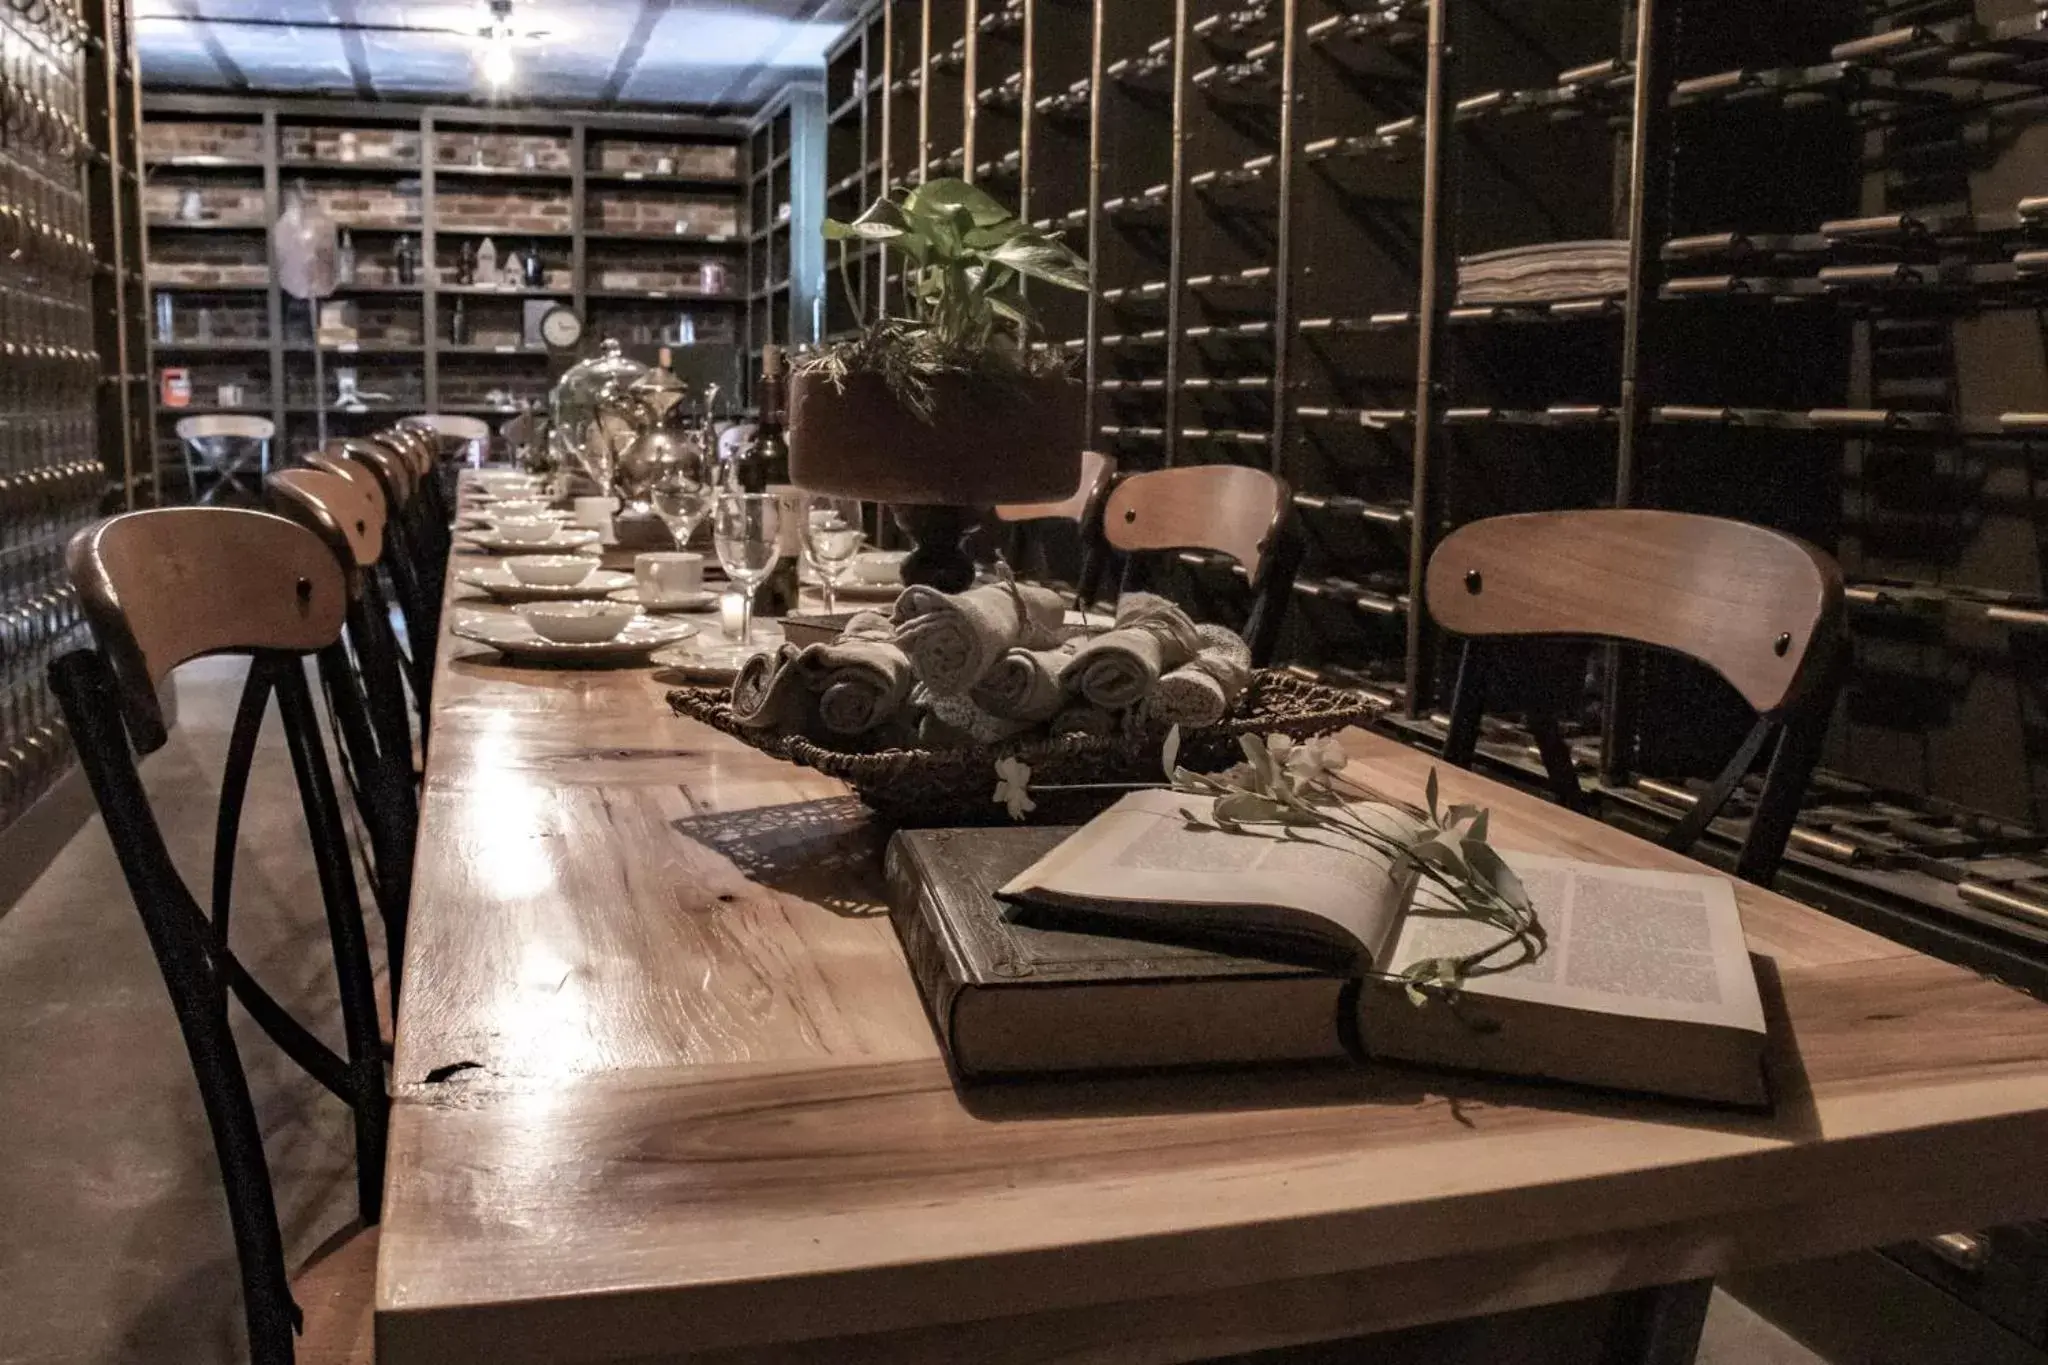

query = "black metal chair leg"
1443;642;1486;768
274;658;389;1224
1604;1278;1713;1365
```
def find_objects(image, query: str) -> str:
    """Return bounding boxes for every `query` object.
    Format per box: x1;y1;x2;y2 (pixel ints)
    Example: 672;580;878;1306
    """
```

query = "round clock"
539;305;584;351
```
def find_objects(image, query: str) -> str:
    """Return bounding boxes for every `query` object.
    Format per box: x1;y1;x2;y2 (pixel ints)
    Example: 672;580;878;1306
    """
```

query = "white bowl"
514;600;638;644
476;469;539;487
487;498;552;519
491;517;562;545
851;549;909;584
506;555;598;587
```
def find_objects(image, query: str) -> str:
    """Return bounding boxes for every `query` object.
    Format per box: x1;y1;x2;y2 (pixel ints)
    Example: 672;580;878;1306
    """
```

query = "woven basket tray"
666;671;1384;827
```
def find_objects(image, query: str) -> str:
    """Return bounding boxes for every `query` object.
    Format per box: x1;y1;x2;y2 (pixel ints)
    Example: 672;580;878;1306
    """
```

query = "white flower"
993;756;1036;821
1290;733;1348;780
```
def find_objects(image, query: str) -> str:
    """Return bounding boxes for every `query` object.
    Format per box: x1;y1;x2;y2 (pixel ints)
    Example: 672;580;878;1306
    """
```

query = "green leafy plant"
798;178;1089;419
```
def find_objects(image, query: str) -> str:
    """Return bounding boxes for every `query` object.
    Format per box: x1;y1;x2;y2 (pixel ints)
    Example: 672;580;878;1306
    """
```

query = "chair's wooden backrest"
1101;464;1292;586
1424;509;1845;715
328;439;415;508
995;450;1116;526
175;414;274;443
406;412;491;446
267;468;386;580
67;508;348;750
376;428;437;477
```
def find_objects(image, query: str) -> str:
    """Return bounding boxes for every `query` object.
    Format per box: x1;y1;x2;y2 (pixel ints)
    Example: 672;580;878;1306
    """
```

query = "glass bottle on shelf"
336;229;356;286
449;296;469;346
525;240;544;288
477;236;498;282
396;234;418;285
456;239;477;286
728;345;799;618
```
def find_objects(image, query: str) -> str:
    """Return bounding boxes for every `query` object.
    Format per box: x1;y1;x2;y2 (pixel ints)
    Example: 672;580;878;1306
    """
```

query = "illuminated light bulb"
480;35;515;88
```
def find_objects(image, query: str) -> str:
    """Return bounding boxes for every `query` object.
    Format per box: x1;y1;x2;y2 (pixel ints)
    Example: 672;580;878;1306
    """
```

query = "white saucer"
462;528;602;554
452;609;696;665
460;509;570;530
652;623;786;682
457;566;633;603
607;586;720;613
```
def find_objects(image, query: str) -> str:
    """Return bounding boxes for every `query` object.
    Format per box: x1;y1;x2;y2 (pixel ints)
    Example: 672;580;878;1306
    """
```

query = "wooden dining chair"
994;449;1116;608
174;414;275;506
47;507;386;1364
386;422;462;547
1099;464;1301;665
1424;508;1848;885
311;440;438;706
267;467;419;990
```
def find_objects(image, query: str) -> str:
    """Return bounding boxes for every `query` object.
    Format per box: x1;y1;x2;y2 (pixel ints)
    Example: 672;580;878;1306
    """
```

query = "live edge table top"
375;523;2048;1364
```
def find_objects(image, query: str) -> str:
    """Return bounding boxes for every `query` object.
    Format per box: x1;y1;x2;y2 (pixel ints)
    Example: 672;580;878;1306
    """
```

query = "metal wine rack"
0;0;146;837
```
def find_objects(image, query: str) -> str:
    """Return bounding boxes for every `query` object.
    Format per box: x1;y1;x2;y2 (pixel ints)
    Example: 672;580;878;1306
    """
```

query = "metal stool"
174;413;275;505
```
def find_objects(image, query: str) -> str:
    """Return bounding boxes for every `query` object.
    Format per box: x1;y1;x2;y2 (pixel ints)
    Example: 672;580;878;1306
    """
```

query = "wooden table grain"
375;518;2048;1364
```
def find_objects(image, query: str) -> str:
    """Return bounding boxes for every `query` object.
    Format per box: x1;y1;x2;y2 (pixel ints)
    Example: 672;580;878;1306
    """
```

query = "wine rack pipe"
1403;0;1453;717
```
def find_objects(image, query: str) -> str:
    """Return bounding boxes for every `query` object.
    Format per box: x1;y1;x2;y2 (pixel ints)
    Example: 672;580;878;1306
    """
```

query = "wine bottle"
525;239;544;288
457;239;476;287
337;229;356;286
396;233;417;285
450;297;469;346
733;346;800;618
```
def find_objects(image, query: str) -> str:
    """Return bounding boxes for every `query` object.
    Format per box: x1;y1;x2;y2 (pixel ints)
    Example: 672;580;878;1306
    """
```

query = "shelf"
439;344;552;356
151;339;272;351
144;156;264;170
146;281;270;292
146;219;265;231
584;289;743;303
581;230;744;246
431;164;570;181
278;158;420;175
438;284;571;298
156;405;271;418
582;171;742;191
286;342;427;355
438;226;570;238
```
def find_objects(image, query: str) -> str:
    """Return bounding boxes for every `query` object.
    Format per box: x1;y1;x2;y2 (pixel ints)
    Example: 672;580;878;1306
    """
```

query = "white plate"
606;586;720;613
452;609;696;664
462;528;602;554
456;566;633;603
460;509;570;529
652;623;786;682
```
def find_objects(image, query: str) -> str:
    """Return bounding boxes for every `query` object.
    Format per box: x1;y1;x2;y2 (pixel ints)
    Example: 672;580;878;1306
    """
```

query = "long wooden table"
375;532;2048;1363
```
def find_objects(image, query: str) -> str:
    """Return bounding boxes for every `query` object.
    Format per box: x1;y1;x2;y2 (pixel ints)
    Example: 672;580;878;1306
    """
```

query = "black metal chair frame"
50;644;388;1365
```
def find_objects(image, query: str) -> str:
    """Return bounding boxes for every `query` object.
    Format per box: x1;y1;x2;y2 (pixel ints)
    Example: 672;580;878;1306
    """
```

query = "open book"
997;790;1771;1107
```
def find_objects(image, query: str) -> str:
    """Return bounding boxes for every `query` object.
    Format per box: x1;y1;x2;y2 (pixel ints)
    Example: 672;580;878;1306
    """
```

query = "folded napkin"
1149;623;1253;728
1059;592;1205;711
731;612;916;740
892;580;1066;696
970;642;1077;723
730;645;811;732
795;611;915;737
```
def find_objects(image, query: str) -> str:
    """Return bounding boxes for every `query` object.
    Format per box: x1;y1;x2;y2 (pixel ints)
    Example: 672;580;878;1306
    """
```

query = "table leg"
1608;1278;1712;1365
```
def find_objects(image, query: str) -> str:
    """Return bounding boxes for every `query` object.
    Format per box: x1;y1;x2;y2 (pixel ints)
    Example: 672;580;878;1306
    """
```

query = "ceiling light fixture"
478;0;517;91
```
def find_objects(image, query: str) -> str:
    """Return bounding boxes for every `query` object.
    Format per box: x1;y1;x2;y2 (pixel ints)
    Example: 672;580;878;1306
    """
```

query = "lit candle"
719;591;747;639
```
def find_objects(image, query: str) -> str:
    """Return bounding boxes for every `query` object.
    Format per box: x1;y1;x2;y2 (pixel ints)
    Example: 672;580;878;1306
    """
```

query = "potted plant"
789;178;1089;591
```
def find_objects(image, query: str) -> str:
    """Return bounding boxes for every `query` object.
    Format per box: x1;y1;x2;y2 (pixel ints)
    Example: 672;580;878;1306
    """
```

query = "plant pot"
787;369;1084;505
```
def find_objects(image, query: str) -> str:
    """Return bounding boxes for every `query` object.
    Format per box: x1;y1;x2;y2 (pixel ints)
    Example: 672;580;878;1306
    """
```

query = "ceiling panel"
136;0;854;110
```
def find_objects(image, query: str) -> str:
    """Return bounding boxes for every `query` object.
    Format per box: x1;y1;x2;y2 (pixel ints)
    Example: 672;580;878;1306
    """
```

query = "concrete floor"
0;657;2003;1365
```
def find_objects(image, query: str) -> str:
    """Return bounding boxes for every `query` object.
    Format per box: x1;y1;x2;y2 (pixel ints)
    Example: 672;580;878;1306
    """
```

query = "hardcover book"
888;791;1772;1107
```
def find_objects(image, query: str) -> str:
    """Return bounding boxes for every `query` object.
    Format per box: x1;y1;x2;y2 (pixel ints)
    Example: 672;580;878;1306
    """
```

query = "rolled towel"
1058;592;1205;710
730;645;812;732
970;643;1076;723
892;580;1066;696
1149;623;1253;728
793;614;915;737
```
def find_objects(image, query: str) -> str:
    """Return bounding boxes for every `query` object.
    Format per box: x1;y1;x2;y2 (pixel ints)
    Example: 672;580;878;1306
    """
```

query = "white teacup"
571;496;616;534
635;551;705;603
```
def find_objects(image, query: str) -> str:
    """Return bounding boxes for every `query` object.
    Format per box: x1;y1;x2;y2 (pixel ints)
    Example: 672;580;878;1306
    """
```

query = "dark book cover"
884;826;1350;1079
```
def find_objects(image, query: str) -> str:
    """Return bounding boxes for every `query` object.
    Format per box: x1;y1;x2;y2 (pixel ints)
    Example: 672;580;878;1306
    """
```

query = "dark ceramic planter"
788;369;1084;590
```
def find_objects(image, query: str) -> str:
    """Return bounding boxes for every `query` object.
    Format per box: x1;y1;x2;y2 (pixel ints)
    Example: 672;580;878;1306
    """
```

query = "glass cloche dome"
548;337;649;488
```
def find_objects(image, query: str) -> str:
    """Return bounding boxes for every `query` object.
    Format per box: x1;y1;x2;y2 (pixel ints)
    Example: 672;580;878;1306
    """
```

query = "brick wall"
589;192;737;238
286;361;425;407
437;362;549;408
143;120;265;162
149;235;271;287
155;360;269;407
308;184;422;228
436;190;571;232
280;125;422;164
594;140;737;180
588;310;737;348
434;131;572;171
589;248;733;295
145;183;266;226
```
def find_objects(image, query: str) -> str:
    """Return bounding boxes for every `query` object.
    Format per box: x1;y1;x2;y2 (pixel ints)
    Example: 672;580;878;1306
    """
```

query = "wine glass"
802;496;865;614
650;430;715;552
713;492;783;646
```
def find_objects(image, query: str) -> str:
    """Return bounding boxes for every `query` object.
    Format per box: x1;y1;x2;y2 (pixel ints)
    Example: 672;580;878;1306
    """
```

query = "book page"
1388;852;1765;1032
998;790;1414;968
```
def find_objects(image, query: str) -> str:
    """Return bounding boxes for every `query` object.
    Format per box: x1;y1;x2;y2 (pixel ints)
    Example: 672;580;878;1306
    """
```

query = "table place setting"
451;602;697;665
609;550;721;612
455;555;635;604
460;524;603;554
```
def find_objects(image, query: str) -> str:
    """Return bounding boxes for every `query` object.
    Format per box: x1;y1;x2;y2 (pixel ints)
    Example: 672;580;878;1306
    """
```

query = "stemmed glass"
650;433;715;553
802;496;865;614
713;492;783;646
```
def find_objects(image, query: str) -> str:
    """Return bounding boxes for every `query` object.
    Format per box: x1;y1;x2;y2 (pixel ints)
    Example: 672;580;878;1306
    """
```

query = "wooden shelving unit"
141;94;754;471
741;83;828;403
